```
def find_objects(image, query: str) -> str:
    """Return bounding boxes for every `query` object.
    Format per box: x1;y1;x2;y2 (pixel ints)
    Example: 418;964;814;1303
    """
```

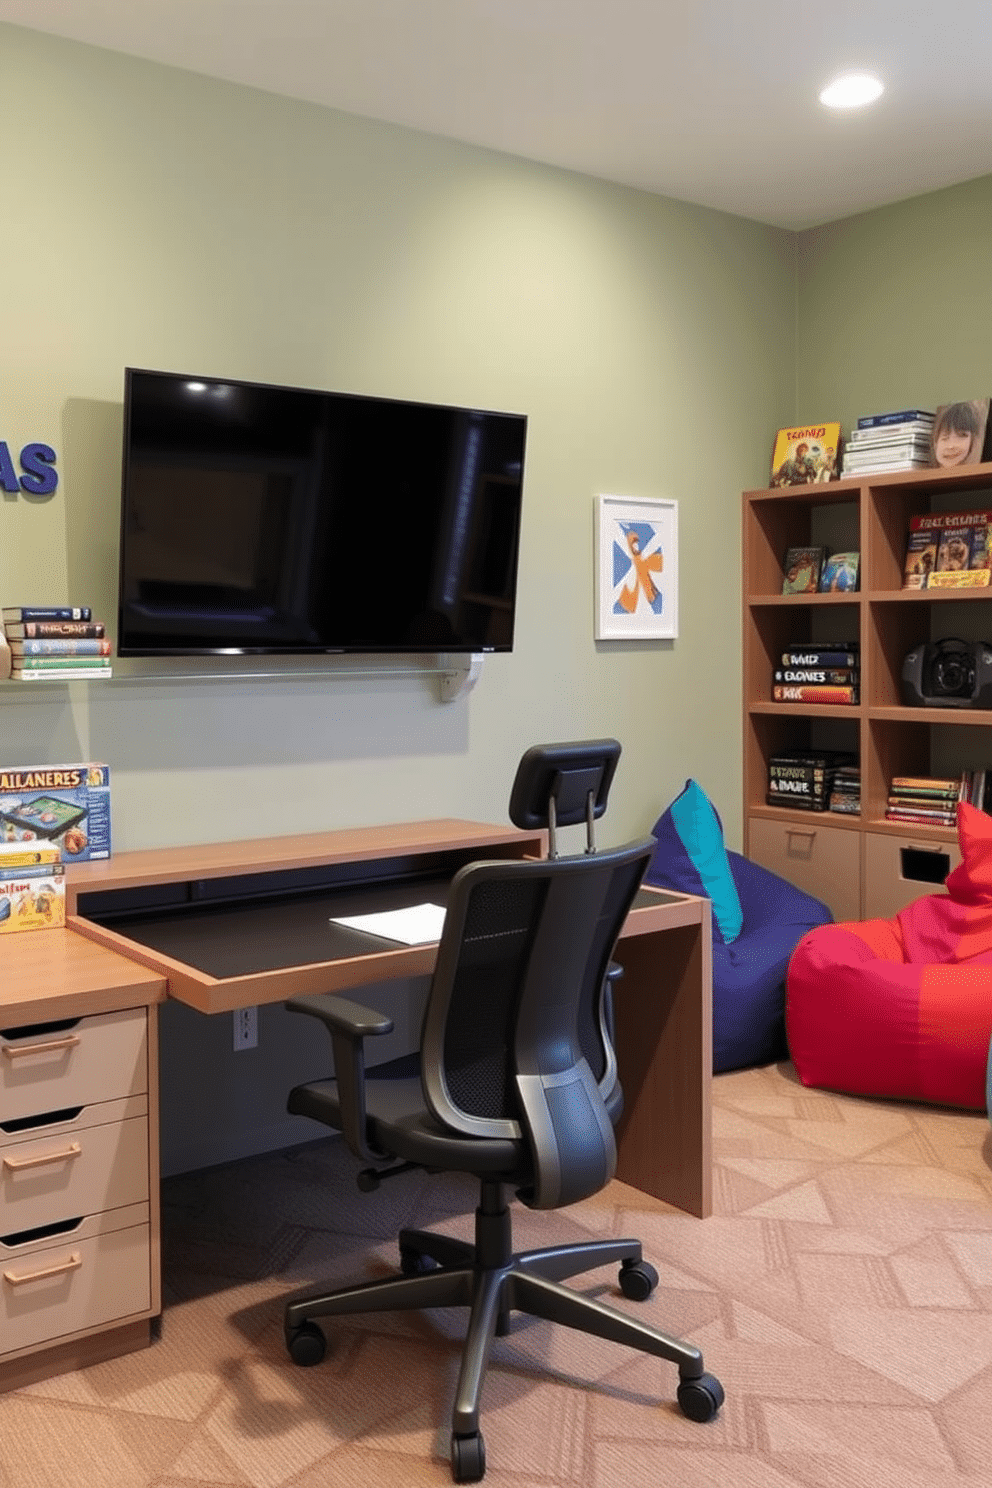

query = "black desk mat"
89;874;683;983
96;876;453;980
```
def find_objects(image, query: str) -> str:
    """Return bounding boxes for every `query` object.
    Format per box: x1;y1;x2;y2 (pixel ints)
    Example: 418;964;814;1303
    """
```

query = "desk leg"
612;918;712;1219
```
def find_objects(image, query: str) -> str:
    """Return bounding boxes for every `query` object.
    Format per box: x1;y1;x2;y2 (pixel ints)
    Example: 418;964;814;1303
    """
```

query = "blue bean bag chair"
646;780;833;1073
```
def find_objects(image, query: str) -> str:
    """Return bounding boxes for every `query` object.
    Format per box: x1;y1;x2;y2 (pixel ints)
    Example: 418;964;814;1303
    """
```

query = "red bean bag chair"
787;801;992;1109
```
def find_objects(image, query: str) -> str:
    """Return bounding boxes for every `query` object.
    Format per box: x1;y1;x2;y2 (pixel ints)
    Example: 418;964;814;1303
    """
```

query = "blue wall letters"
0;442;59;496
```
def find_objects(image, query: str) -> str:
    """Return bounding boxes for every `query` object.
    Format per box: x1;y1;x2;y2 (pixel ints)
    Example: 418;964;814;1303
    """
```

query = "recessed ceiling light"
819;73;884;109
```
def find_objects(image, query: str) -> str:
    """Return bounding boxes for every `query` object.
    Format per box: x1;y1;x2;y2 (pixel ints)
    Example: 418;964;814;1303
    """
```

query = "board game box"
0;762;111;861
0;863;65;933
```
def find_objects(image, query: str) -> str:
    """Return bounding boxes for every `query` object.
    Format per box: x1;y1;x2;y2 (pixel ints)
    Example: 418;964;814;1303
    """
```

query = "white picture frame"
594;494;678;641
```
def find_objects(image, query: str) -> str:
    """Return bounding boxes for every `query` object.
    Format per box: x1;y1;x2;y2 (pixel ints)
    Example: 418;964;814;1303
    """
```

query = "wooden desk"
1;819;711;1388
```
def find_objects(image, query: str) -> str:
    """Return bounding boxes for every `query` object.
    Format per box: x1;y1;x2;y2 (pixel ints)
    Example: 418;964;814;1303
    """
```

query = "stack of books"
1;606;112;681
766;748;857;811
885;773;975;827
772;640;860;706
829;765;861;815
841;409;934;477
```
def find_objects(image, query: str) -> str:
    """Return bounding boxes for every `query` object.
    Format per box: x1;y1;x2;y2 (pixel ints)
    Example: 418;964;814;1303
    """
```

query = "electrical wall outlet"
233;1006;258;1051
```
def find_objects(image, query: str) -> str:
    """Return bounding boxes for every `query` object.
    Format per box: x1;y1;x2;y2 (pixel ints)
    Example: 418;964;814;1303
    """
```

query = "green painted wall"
1;23;794;862
796;174;992;427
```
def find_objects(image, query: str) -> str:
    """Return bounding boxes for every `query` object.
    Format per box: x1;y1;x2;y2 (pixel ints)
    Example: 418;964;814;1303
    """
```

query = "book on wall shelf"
885;771;992;827
929;399;992;469
780;641;859;667
1;606;93;624
765;749;856;812
2;606;113;680
856;409;934;429
781;546;827;594
818;551;859;592
771;682;859;705
769;423;841;486
3;619;106;639
902;509;992;590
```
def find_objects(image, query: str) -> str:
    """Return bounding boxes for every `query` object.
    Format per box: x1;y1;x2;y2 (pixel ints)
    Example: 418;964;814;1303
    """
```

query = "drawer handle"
3;1142;82;1173
785;829;816;843
2;1036;81;1060
3;1252;82;1287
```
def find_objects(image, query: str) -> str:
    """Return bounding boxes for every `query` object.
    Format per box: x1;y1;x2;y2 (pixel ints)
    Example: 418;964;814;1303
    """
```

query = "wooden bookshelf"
742;461;992;919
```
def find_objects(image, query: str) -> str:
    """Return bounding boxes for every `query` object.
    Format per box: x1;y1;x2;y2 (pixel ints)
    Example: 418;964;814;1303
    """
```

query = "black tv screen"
117;368;527;656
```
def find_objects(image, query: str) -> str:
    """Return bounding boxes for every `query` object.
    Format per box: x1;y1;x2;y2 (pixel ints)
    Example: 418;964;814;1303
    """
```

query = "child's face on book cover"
935;426;973;466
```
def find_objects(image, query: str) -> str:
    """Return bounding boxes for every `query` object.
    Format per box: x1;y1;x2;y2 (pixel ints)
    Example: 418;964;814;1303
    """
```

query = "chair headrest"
508;739;621;831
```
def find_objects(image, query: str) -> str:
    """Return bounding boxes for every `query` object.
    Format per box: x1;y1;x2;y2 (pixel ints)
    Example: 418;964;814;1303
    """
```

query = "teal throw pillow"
648;779;744;945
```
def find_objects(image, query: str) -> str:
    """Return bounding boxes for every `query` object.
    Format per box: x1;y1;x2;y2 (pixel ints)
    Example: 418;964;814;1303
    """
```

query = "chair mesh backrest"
420;840;654;1208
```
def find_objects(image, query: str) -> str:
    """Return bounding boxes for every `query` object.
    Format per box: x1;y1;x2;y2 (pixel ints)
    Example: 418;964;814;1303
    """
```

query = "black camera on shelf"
901;637;992;708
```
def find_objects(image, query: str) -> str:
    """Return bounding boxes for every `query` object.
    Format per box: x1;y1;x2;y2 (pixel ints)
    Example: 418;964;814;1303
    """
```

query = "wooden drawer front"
0;1008;147;1124
1;1108;149;1239
1;1209;150;1357
864;832;962;921
748;816;861;923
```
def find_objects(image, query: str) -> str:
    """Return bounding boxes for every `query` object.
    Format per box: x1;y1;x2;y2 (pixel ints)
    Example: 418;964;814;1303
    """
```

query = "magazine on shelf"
902;509;992;590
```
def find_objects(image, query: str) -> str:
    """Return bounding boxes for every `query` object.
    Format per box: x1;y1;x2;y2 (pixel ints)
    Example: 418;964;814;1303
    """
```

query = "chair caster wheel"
400;1246;436;1277
677;1372;724;1422
451;1430;486;1482
619;1258;659;1301
286;1321;326;1367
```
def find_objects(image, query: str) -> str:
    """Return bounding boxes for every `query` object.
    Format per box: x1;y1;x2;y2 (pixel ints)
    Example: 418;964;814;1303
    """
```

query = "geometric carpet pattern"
3;1060;992;1486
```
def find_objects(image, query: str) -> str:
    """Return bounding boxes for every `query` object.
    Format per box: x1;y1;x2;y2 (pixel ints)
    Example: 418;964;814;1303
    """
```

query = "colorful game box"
0;863;65;933
0;762;111;861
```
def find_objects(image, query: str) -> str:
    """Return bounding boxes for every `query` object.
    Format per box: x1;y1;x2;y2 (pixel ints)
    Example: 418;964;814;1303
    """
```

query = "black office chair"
282;741;723;1482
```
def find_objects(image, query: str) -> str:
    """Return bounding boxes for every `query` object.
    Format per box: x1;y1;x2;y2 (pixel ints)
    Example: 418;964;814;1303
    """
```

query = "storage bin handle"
2;1035;81;1060
3;1142;82;1172
3;1252;82;1287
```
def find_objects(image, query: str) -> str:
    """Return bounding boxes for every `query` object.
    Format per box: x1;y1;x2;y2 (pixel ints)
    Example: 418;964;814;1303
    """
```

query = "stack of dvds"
885;774;965;827
828;765;861;815
1;606;113;681
841;409;934;477
772;640;860;706
766;748;857;811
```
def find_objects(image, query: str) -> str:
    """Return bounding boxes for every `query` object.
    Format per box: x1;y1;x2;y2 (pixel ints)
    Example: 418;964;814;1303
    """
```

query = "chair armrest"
286;994;395;1163
286;993;395;1040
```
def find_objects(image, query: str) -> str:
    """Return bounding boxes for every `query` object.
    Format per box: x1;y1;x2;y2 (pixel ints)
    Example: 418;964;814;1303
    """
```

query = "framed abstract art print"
594;494;678;641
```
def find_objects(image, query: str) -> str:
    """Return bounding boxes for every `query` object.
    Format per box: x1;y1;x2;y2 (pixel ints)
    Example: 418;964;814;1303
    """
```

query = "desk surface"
1;818;712;1217
66;818;549;1013
0;920;166;1028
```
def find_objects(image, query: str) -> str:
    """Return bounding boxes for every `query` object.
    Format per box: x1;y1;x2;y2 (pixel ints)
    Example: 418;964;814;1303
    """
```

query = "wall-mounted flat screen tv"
117;368;527;656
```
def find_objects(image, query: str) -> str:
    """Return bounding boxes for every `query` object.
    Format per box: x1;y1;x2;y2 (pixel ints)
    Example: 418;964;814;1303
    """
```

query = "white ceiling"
4;0;992;230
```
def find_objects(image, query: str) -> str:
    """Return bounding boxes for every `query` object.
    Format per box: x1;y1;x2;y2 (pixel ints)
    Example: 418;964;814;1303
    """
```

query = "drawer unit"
1;1205;150;1357
747;815;862;923
863;832;962;921
0;1007;147;1123
1;1098;149;1238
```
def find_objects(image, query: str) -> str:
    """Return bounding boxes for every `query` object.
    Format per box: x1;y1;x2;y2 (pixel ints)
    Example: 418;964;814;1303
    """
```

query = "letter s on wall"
19;443;59;496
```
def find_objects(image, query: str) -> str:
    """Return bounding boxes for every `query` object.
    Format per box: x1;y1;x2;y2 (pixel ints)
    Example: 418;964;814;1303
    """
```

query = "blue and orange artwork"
612;521;664;617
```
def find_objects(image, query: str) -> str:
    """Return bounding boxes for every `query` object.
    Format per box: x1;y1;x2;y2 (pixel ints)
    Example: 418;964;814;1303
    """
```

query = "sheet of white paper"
330;902;446;945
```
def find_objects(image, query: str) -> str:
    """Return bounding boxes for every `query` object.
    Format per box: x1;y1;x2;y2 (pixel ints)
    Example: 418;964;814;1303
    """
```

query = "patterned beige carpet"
3;1061;992;1487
